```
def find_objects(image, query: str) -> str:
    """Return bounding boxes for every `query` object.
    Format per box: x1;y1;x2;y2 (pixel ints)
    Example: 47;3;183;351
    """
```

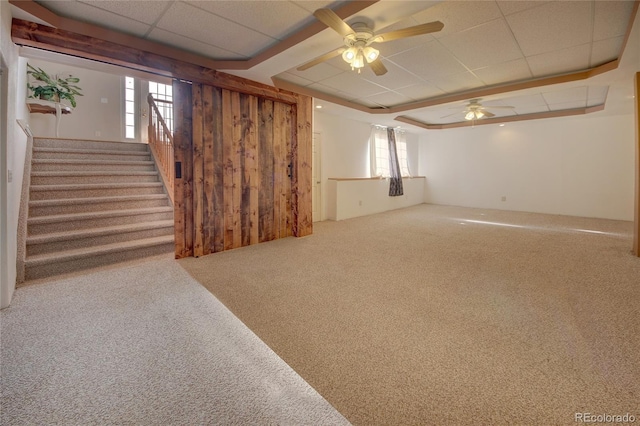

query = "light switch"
8;169;12;182
101;98;108;103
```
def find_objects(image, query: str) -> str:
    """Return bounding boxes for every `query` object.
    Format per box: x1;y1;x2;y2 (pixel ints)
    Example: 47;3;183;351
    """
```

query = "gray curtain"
387;127;403;197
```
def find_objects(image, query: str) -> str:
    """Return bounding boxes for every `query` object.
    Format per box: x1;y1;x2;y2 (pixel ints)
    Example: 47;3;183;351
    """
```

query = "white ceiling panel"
526;44;591;77
430;71;484;93
156;2;277;57
319;72;388;98
276;71;315;87
288;61;344;83
438;18;523;70
587;86;610;103
542;86;589;105
361;91;415;108
388;40;468;79
548;100;588;111
412;1;503;38
513;105;550;115
307;82;347;97
360;61;425;91
593;1;635;41
78;0;171;25
473;59;532;86
38;1;151;37
374;18;437;59
497;93;547;108
291;1;349;14
496;1;550;17
395;84;446;101
591;36;626;67
148;28;247;60
507;1;593;56
186;1;314;40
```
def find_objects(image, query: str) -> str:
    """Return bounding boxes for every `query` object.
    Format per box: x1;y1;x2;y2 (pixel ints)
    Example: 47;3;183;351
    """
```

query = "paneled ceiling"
11;0;640;130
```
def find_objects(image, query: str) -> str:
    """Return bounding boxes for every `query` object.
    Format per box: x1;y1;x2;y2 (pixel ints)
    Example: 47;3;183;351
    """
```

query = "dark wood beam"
8;0;378;71
11;18;298;104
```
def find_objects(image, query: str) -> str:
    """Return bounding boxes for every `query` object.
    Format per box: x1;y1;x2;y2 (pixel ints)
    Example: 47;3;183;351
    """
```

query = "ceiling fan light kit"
302;8;444;77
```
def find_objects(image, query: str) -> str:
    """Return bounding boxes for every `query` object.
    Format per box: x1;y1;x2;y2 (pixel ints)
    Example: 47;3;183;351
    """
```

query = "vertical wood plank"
634;73;640;256
202;85;215;256
273;101;285;239
192;83;204;257
172;80;194;258
248;95;260;245
211;87;225;253
284;103;293;237
240;94;251;247
293;94;313;237
231;91;243;249
258;99;275;243
222;89;235;251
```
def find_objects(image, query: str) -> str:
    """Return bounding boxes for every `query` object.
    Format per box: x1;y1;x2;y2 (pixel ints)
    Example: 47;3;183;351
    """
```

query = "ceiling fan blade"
482;110;496;118
484;105;515;109
314;8;355;37
373;21;444;43
369;58;388;76
297;47;345;71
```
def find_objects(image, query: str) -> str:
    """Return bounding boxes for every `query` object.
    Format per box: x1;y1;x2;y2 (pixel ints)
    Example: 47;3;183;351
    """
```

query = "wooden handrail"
147;93;174;204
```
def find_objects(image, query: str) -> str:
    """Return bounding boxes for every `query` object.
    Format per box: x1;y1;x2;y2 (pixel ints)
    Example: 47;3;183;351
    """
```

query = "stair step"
24;235;175;281
33;146;152;161
28;206;174;234
30;171;159;185
29;182;166;200
29;194;170;216
26;220;174;256
33;138;149;152
32;159;156;172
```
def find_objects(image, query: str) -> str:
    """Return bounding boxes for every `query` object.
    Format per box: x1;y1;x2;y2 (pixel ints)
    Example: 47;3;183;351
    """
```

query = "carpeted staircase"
24;138;175;281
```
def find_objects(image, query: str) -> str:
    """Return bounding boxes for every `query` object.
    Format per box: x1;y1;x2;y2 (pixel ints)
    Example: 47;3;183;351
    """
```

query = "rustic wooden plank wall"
173;80;194;258
177;81;303;258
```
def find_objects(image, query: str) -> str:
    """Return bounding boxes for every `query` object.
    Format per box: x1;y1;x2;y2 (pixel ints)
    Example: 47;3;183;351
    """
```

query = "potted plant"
26;63;83;108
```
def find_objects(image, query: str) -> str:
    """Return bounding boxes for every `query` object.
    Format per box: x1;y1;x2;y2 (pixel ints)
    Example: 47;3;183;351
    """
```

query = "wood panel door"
174;80;298;258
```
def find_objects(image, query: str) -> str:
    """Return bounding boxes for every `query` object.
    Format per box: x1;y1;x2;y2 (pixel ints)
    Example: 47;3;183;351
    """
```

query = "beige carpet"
179;204;640;426
0;255;349;425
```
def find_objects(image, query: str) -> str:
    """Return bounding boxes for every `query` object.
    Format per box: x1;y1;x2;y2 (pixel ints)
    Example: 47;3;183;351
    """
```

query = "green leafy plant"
26;63;83;108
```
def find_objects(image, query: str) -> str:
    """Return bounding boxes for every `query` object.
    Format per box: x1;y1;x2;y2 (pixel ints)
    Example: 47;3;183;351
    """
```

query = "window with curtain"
369;126;411;178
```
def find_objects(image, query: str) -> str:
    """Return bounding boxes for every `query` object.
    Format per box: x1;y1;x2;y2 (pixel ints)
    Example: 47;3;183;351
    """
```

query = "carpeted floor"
179;204;640;426
0;255;349;425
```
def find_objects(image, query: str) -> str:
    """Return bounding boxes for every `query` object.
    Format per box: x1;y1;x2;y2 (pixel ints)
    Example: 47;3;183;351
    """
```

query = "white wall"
27;58;128;141
1;0;29;308
419;112;635;220
313;110;421;220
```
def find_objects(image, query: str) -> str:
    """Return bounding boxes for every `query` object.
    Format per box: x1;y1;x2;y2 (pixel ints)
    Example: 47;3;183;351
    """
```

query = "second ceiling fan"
298;8;444;76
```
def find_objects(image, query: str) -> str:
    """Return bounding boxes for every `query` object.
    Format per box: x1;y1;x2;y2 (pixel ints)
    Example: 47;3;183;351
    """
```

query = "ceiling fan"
297;8;444;76
442;99;515;121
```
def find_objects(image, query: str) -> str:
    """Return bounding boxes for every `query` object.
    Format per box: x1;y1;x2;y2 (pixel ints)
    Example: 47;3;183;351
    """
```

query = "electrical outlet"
7;169;12;183
101;98;108;104
95;130;101;137
501;196;507;202
358;200;363;206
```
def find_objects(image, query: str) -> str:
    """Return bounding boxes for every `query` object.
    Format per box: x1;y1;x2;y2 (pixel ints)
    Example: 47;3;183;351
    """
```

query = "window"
124;76;135;139
148;81;173;133
370;126;411;178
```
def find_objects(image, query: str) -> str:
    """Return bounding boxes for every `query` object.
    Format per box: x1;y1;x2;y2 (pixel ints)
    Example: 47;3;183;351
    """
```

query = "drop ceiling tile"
287;62;344;83
499;93;547;108
361;91;415;108
526;44;591;77
78;0;171;25
590;36;625;67
291;1;346;14
507;1;592;56
473;59;532;86
184;1;313;40
430;71;485;93
513;105;550;115
156;2;277;57
542;86;588;105
374;18;437;59
412;1;503;38
438;18;523;70
148;28;247;60
548;100;588;111
38;1;151;36
496;1;551;16
318;72;388;98
593;1;635;41
587;86;609;103
388;40;468;80
360;60;425;90
307;82;346;97
277;72;315;87
394;83;446;100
